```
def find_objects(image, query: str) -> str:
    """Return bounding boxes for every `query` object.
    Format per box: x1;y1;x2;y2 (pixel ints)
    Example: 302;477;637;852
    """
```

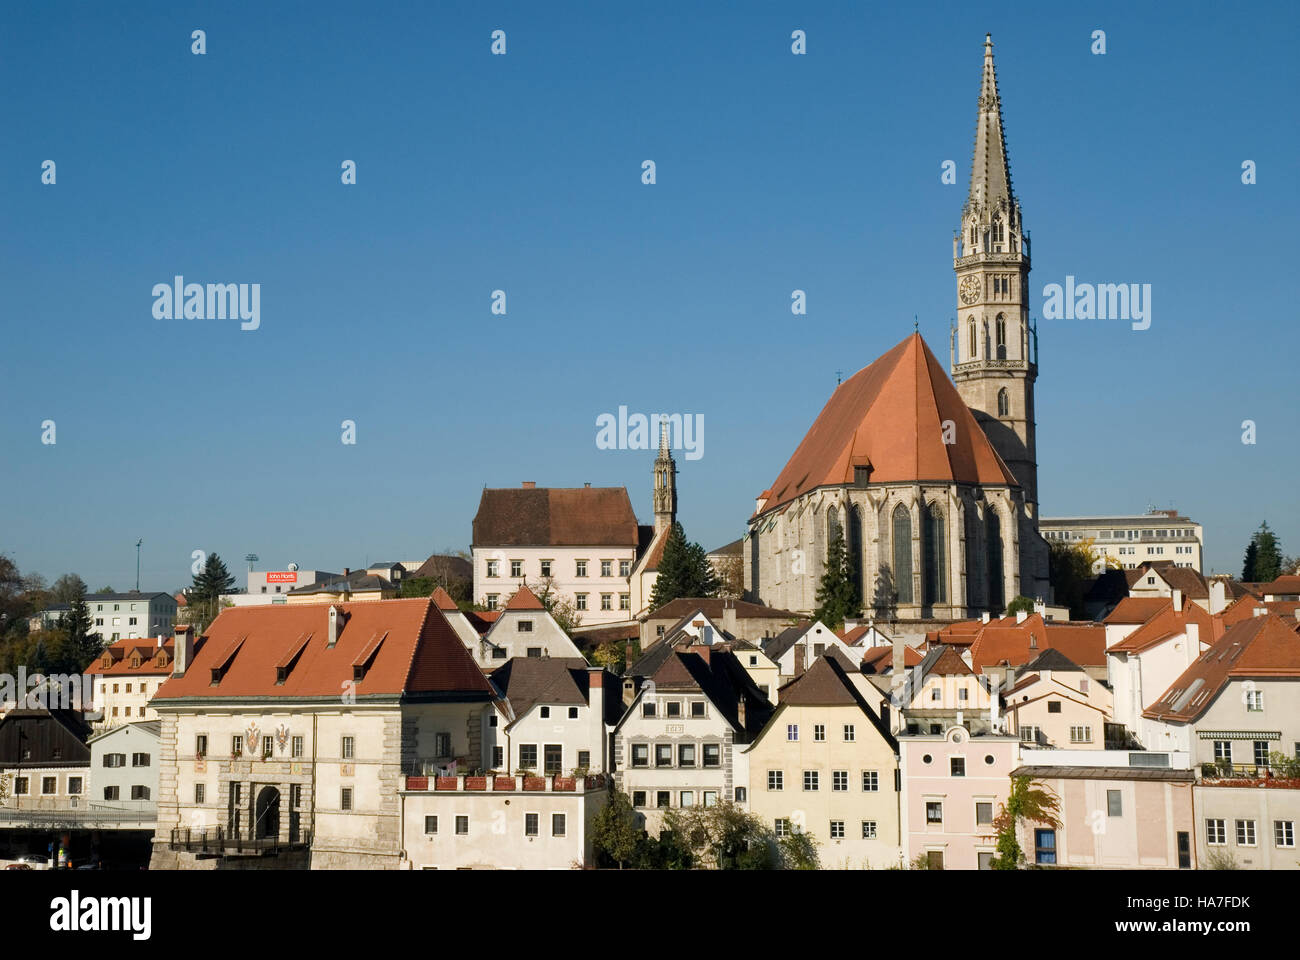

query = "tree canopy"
1242;522;1285;582
814;533;861;630
649;522;720;610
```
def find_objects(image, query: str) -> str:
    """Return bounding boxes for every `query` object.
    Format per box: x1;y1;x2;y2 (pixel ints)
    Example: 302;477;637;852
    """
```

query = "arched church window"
992;219;1004;245
995;314;1007;359
923;503;947;605
969;224;976;249
986;508;1004;613
997;388;1009;417
892;504;913;605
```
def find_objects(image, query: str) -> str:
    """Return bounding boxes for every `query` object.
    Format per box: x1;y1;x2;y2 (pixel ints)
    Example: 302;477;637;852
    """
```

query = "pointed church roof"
753;334;1017;519
967;34;1014;212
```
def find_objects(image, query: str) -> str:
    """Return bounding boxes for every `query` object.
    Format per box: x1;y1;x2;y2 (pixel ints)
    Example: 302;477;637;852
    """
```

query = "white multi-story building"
87;592;177;643
1041;510;1204;571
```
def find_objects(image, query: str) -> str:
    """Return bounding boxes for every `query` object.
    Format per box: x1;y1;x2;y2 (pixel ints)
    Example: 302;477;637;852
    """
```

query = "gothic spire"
967;33;1014;214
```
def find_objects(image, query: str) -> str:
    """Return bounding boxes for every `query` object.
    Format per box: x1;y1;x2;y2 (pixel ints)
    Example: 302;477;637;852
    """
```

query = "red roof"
88;639;174;677
504;584;546;611
1104;597;1171;625
1143;615;1300;722
1109;601;1218;654
754;334;1017;518
430;586;459;611
858;644;923;673
965;615;1106;671
153;598;493;700
1263;575;1300;595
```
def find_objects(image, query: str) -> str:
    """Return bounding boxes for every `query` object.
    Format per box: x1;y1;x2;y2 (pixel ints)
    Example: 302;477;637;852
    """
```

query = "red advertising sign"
265;571;298;583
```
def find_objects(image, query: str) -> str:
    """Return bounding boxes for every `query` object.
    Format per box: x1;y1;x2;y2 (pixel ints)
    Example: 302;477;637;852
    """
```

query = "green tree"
649;522;720;610
778;830;821;870
189;553;236;632
1048;538;1098;619
668;802;778;869
1242;522;1284;583
50;574;88;605
589;639;631;674
591;790;649;869
94;586;115;594
530;576;583;633
1004;595;1035;617
815;533;861;630
58;589;101;672
989;775;1062;869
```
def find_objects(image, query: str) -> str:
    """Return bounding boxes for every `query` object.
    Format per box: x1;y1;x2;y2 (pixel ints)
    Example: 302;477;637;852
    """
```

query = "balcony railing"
167;825;313;854
404;774;607;794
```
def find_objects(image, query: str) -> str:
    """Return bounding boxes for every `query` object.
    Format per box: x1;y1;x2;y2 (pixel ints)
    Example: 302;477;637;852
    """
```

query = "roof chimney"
1015;610;1028;624
1254;606;1267;618
343;567;350;577
172;625;194;677
156;634;164;648
981;611;991;624
328;605;346;647
793;644;806;677
1209;580;1228;615
522;481;535;488
1172;588;1183;612
722;601;738;638
584;482;591;488
1185;622;1200;665
891;634;905;676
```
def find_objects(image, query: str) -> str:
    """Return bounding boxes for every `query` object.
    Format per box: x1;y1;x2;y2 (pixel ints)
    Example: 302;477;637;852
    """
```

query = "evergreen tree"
814;533;860;630
1242;539;1259;582
1244;522;1284;583
189;553;236;632
649;522;720;610
59;589;100;671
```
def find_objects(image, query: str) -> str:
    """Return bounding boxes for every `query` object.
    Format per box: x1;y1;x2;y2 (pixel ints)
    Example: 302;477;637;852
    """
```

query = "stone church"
744;35;1050;632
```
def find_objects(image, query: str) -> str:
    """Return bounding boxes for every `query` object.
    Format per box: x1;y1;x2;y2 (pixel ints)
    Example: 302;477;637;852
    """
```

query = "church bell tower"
652;422;677;534
951;34;1040;510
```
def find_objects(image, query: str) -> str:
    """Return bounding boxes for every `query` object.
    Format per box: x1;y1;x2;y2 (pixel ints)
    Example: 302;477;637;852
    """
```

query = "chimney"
793;644;806;677
737;696;747;732
584;482;591;488
328;605;345;647
1254;606;1267;618
722;600;738;638
156;634;164;648
891;634;905;676
981;611;991;624
1172;588;1183;612
343;567;351;577
624;640;635;667
1209;580;1228;615
172;625;194;677
1185;622;1200;665
522;481;536;488
1015;610;1028;624
587;667;605;756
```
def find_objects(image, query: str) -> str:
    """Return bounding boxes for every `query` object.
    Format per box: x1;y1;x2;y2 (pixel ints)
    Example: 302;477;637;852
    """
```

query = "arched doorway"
254;786;281;840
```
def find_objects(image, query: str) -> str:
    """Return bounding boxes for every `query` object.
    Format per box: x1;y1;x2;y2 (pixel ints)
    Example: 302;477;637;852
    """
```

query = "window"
690;701;705;718
103;752;126;768
516;743;540;770
950;757;966;777
600;560;612;578
575;594;587;611
787;724;799;741
1255;741;1270;767
1034;828;1056;865
456;815;469;835
600;594;612;611
540;560;552;577
12;776;27;797
102;785;118;801
678;744;696;767
526;647;542;658
958;687;969;702
1207;819;1226;845
829;820;845;839
1248;690;1266;711
424;816;438;834
1047;700;1062;714
42;776;57;795
1019;726;1039;744
1107;790;1122;816
832;770;848;791
493;746;504;768
767;770;783;791
1214;740;1231;761
575;560;587;577
892;504;913;603
132;752;151;767
510;560;522;578
620;560;631;577
1070;726;1093;744
486;560;499;578
577;750;590;770
843;724;855;742
131;785;150;800
525;813;539;837
632;791;647;808
775;818;791;838
803;771;819;791
544;744;562;774
68;777;83;796
194;782;205;804
926;802;943;824
666;701;682;718
976;801;993;826
735;787;747;803
486;594;499;611
703;743;720;767
655;744;673;767
857;820;877;840
340;787;353;811
1275;821;1295;848
196;735;208;758
642;701;656;718
862;771;879;792
540;706;550;719
518;620;534;633
619;594;630;610
568;706;579;720
922;502;947;604
656;791;670;809
1236;820;1257;846
435;732;452;758
631;744;649;767
814;724;825;742
552;813;566;837
680;791;695;808
291;736;303;758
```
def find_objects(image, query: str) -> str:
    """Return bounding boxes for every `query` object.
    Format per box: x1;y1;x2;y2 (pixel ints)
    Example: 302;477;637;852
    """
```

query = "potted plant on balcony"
553;768;578;791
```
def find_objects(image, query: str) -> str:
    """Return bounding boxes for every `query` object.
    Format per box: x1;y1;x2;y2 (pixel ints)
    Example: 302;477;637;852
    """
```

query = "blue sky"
2;1;1296;591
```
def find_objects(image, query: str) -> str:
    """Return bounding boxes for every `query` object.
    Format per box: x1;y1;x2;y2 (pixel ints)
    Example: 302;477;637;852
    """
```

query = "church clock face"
959;275;981;305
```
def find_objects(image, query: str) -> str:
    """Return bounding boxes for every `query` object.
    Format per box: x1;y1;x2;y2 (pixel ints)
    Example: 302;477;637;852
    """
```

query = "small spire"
914;315;919;333
657;420;670;456
968;32;1014;212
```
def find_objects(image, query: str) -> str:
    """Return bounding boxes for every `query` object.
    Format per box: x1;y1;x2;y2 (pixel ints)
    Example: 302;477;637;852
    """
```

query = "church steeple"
652;422;677;534
951;33;1039;510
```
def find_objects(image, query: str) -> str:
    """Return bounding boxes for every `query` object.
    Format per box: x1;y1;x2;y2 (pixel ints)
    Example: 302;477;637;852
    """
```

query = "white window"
786;724;798;741
1236;819;1257;846
486;560;499;578
575;560;587;577
813;724;825;742
1246;690;1264;712
774;818;791;838
1275;821;1295;848
803;771;819;791
861;821;877;839
1206;819;1226;845
862;771;879;792
829;820;845;839
832;770;848;791
843;724;855;742
1070;725;1093;743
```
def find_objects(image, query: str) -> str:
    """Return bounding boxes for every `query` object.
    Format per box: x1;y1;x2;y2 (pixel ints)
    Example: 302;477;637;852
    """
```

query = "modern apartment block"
87;591;177;643
1040;510;1204;571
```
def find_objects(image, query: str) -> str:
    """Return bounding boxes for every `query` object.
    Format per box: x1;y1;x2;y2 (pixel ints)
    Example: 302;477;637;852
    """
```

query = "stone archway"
254;786;281;840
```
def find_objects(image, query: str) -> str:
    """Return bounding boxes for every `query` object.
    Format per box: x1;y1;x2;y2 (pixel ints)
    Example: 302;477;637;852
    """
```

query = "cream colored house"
1012;765;1195;869
763;619;862;686
87;636;175;728
742;655;901;868
149;599;497;870
645;607;781;703
474;585;583;667
1004;649;1113;749
1194;781;1300;869
904;645;996;735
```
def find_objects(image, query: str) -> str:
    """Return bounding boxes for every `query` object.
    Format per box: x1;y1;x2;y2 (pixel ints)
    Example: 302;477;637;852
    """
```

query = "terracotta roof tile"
504;584;546;611
430;586;459;611
473;486;639;547
1104;597;1171;625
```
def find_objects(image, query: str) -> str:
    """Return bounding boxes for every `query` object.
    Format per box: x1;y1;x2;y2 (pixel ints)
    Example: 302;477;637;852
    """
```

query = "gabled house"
614;644;772;833
634;607;781;703
1003;649;1114;749
149;597;495;869
741;655;901;868
964;613;1108;687
903;645;996;735
87;636;175;729
88;720;161;814
640;597;800;649
475;585;584;667
762;619;861;686
0;708;92;814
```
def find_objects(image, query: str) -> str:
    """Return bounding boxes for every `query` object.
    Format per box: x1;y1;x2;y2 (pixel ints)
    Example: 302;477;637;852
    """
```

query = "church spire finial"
967;32;1014;215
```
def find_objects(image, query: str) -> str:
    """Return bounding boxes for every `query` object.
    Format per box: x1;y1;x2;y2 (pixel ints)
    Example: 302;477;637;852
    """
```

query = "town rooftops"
502;584;546;611
88;638;174;676
752;333;1018;520
1143;614;1300;723
952;614;1106;671
859;643;923;674
1011;765;1194;782
490;657;621;727
430;586;459;611
153;598;493;702
1104;597;1173;625
1018;647;1085;674
767;656;896;749
472;485;639;548
1262;575;1300;596
286;570;394;596
645;597;800;624
1109;599;1217;654
87;591;173;603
